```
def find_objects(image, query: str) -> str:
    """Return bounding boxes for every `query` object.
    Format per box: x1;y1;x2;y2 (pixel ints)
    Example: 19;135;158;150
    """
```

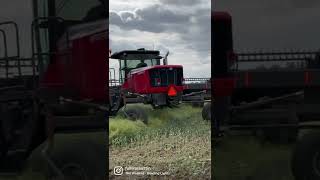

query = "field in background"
0;132;105;180
0;104;298;180
214;135;295;180
109;104;211;179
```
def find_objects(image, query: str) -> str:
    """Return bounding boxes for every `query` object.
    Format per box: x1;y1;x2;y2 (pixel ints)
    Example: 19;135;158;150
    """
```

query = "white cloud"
110;0;211;78
110;0;158;12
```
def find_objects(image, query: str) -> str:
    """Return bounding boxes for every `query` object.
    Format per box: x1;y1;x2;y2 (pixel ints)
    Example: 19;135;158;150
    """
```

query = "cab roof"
110;48;161;59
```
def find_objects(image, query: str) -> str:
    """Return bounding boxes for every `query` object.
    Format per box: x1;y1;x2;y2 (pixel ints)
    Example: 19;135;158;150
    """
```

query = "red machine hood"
130;65;183;75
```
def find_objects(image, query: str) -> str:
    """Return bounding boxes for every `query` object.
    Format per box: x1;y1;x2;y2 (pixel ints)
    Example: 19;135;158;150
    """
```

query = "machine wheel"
202;102;211;120
123;106;148;124
291;132;320;180
47;140;105;180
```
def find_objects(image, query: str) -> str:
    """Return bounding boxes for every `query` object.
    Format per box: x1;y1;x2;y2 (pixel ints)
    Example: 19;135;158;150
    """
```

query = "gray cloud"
119;11;135;22
110;0;211;77
135;4;189;24
110;4;210;60
110;5;190;33
158;0;203;6
181;9;211;59
109;33;154;53
109;11;124;26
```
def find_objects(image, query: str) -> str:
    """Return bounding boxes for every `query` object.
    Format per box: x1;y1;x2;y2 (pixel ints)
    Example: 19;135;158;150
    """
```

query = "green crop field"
214;134;295;180
109;104;211;179
0;104;297;180
0;132;105;180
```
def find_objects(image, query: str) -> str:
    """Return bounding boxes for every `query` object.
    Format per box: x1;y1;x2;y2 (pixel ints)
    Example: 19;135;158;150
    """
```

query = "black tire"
202;103;211;120
47;140;106;180
291;132;320;180
123;106;148;124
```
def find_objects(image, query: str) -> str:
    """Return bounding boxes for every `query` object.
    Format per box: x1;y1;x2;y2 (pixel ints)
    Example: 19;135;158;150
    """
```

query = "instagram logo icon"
114;166;123;175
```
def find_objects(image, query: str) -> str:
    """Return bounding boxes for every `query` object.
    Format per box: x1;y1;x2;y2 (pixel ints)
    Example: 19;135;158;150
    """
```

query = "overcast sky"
109;0;211;78
214;0;320;51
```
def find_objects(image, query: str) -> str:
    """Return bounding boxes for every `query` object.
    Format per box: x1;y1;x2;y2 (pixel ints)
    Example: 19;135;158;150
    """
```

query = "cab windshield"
118;54;161;83
120;59;159;70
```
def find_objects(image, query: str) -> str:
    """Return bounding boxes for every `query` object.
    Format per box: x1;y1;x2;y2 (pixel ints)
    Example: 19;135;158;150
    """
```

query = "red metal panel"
124;66;184;94
213;77;236;97
130;65;183;74
212;12;232;20
148;86;184;94
304;71;311;86
71;30;108;101
41;31;108;102
244;72;250;87
40;20;108;102
129;70;150;93
40;61;65;87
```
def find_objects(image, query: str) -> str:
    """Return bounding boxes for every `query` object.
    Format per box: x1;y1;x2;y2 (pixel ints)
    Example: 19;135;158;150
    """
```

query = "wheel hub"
127;112;138;120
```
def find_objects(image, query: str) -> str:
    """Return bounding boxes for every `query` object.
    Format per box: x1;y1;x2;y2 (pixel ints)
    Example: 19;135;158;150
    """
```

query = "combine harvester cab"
125;64;184;104
109;49;185;122
109;48;212;124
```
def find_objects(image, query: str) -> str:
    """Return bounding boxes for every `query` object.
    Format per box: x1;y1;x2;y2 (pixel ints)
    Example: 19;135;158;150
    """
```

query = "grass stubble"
109;104;211;180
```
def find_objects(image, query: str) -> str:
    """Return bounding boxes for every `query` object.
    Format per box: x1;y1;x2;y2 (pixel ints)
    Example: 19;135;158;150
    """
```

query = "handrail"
184;78;210;82
0;21;21;58
0;29;8;58
0;21;21;77
109;68;116;80
236;50;318;62
0;29;8;79
109;79;121;87
227;50;320;71
109;68;118;86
